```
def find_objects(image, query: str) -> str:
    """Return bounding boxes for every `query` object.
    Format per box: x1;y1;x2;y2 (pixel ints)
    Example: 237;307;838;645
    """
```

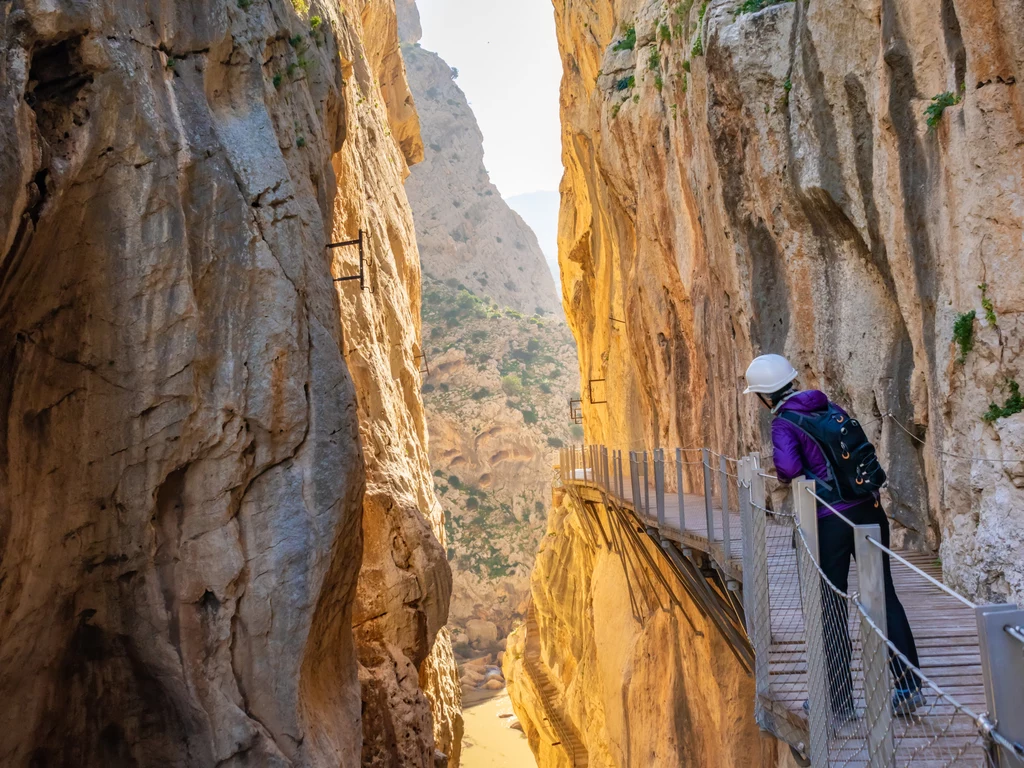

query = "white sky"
417;0;564;198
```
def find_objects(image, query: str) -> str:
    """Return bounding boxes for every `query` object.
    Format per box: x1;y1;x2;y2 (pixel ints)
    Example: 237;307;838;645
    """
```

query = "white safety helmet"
744;354;798;395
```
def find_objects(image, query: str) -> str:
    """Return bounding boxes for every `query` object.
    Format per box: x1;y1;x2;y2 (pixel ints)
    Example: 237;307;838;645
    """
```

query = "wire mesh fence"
560;444;1024;767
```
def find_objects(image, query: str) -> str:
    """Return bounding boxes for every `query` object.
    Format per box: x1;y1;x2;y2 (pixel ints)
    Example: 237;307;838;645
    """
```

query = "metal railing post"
617;451;624;499
702;448;715;541
654;448;666;529
630;452;641;510
601;446;606;491
794;479;828;768
854;524;895;767
582;444;588;482
742;455;773;728
642;451;650;516
675;448;686;531
720;454;732;560
977;603;1024;766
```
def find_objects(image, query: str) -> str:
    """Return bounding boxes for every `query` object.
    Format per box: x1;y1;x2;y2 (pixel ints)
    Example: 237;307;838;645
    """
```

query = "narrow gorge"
3;0;1023;767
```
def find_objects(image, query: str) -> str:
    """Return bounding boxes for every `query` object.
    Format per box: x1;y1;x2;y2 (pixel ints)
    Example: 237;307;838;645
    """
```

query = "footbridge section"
555;445;1024;768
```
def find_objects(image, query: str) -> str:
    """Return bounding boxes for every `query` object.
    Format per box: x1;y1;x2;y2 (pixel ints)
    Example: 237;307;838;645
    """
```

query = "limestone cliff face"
0;1;457;766
506;0;1024;764
395;3;579;676
554;0;1024;599
503;494;796;768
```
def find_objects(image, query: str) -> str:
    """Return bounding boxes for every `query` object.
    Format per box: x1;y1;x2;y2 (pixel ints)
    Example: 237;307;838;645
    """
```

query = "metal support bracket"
329;229;370;291
588;378;608;405
569;398;583;424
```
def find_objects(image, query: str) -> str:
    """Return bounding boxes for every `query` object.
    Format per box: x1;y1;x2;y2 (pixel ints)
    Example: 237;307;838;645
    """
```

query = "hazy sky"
417;0;563;197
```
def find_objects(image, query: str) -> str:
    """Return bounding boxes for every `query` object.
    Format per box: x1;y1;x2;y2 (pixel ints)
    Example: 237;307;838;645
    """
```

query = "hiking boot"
893;688;925;716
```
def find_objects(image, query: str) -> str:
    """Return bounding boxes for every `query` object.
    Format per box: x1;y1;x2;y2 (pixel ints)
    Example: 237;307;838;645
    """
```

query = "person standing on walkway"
744;354;925;718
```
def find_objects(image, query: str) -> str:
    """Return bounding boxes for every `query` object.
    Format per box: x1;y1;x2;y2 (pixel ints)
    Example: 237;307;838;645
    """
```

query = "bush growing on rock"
953;310;976;363
983;381;1023;423
613;24;637;52
925;91;961;129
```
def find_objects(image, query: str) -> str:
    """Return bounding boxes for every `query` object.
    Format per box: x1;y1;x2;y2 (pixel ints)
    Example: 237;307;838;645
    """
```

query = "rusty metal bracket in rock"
569;398;584;424
415;351;430;376
609;315;626;329
328;229;370;291
588;378;608;405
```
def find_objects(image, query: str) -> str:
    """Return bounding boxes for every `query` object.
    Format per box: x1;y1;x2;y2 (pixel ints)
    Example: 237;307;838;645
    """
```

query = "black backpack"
777;403;887;504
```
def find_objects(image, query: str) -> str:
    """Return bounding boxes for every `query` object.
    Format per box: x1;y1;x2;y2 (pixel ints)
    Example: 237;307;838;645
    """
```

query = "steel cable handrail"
802;486;978;609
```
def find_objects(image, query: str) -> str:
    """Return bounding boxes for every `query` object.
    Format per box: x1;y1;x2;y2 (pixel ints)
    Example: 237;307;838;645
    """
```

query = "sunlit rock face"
0;0;457;765
504;0;1024;764
554;0;1024;597
503;497;798;768
396;1;580;675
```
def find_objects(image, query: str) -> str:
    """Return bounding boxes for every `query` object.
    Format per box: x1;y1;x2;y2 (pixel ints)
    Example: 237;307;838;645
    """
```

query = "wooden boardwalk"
565;465;991;766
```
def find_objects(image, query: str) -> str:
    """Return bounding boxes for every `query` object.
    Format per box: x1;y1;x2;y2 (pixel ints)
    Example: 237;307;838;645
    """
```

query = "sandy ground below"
460;691;536;768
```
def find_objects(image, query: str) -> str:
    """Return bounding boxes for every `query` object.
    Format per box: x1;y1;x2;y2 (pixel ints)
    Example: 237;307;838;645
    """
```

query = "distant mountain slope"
507;191;561;286
402;44;561;317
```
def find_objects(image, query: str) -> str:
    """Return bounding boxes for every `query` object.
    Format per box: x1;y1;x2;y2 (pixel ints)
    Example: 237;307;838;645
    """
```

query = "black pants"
817;501;921;711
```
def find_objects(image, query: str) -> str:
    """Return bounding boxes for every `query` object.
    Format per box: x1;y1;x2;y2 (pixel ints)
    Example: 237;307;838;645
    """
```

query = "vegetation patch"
983;381;1023;423
980;283;997;327
925;91;961;129
648;49;662;71
616;76;636;91
952;310;976;364
613;24;637;52
735;0;793;16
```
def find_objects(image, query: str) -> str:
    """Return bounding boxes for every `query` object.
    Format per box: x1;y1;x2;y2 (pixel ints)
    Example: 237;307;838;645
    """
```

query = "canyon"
505;0;1024;766
396;0;579;686
3;0;1024;766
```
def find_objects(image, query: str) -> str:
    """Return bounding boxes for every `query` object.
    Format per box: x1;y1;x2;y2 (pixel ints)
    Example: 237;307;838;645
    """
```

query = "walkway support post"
795;479;828;768
702;448;715;541
720;454;731;560
654;449;666;529
676;448;686;531
977;603;1024;766
854;524;895;768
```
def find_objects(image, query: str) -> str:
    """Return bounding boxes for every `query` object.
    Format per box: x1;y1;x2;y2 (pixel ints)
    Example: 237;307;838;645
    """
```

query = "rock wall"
395;1;579;684
503;492;797;768
514;0;1024;763
555;0;1024;599
0;1;458;766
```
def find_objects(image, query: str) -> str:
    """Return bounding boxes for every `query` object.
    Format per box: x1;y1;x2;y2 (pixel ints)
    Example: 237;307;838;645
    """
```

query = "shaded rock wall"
0;0;457;765
555;0;1024;600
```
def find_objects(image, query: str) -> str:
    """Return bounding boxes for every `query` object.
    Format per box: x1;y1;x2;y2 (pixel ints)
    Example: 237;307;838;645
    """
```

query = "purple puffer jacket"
771;390;863;518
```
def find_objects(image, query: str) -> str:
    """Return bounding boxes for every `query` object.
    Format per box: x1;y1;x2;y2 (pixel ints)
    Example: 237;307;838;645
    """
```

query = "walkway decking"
564;465;991;767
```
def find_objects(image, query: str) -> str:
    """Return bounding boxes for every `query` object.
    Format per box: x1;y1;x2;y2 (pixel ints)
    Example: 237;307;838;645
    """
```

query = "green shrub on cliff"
952;310;976;364
983;381;1023;423
925;91;961;129
980;283;998;326
735;0;793;16
613;24;637;52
